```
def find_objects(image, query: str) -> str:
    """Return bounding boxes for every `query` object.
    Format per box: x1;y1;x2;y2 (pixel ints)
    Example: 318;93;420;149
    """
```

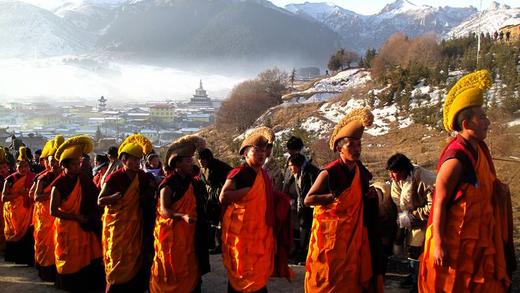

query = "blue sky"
15;0;520;15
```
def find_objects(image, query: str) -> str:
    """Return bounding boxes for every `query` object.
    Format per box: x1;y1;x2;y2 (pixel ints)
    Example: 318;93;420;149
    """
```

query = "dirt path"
1;254;408;292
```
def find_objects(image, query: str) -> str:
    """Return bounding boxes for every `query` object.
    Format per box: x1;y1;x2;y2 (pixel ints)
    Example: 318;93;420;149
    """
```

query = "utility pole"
476;0;483;66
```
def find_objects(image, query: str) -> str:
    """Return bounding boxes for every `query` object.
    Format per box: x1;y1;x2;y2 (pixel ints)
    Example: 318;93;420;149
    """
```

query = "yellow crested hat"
40;140;53;159
329;107;374;150
118;133;153;159
166;135;206;167
41;135;64;159
0;148;7;164
55;135;94;163
17;146;29;162
443;70;492;132
52;135;65;156
239;126;275;155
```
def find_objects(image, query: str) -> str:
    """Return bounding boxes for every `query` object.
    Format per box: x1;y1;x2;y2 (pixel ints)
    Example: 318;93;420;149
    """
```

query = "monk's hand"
182;214;197;224
398;211;412;229
324;193;336;204
433;242;448;267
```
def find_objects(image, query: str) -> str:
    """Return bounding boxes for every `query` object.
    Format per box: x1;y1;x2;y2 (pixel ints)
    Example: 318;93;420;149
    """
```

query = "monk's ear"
461;118;472;131
335;141;344;153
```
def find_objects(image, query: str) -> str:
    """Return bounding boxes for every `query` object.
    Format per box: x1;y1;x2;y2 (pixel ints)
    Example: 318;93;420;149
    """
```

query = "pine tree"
290;68;296;89
95;126;103;142
363;48;377;68
327;54;342;72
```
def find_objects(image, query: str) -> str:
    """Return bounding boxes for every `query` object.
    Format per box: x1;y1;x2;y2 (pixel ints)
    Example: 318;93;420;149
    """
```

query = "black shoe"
400;275;414;289
209;246;221;255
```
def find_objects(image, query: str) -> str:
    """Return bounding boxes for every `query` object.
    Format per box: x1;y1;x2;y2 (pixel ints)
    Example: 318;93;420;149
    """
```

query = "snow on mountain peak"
379;0;430;15
486;1;511;11
285;2;358;24
286;2;338;16
0;0;95;58
448;4;520;38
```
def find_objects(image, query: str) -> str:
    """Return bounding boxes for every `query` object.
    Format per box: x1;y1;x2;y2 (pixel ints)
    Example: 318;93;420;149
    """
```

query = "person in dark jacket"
31;149;45;174
287;153;319;263
197;148;232;254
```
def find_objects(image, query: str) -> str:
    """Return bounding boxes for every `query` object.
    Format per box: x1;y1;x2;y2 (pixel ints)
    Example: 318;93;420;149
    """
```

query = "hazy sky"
15;0;520;15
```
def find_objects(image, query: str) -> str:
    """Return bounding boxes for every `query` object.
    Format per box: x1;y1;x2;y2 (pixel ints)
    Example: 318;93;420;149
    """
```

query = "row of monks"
0;69;516;293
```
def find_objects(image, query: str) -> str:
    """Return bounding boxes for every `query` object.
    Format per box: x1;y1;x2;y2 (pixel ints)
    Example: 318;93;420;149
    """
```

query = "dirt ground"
0;254;410;293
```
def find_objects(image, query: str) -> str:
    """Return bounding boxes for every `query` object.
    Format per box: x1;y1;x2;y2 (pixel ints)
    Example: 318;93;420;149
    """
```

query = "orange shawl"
304;165;374;292
419;146;511;292
150;184;199;293
102;174;143;285
54;178;102;274
33;178;56;267
3;174;33;242
222;170;275;292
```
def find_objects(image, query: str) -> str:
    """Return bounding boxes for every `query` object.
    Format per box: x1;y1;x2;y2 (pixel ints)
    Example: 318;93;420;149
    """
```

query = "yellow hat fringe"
329;107;374;150
443;70;492;131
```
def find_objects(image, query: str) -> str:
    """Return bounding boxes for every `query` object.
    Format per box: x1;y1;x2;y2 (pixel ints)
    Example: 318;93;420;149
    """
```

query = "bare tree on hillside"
257;67;288;100
328;49;360;72
406;33;441;68
371;33;410;79
216;68;288;133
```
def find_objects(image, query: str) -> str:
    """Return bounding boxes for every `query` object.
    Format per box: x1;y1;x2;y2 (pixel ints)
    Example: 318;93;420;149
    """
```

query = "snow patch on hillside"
283;69;371;103
320;99;365;122
301;116;332;134
507;118;520;127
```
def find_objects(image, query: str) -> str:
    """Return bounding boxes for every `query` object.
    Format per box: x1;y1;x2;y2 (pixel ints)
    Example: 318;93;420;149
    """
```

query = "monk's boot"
209;245;222;255
401;258;419;291
399;275;414;289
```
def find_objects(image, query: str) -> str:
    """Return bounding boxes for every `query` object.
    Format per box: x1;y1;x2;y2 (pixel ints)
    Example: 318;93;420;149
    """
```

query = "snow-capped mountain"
377;0;428;16
285;2;364;32
54;1;118;34
285;0;477;52
0;0;342;62
286;2;360;21
95;0;342;65
448;2;520;38
368;0;477;47
0;0;95;58
2;0;518;62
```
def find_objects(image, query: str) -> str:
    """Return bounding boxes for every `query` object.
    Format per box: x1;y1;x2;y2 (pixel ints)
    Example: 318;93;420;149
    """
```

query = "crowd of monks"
0;69;516;293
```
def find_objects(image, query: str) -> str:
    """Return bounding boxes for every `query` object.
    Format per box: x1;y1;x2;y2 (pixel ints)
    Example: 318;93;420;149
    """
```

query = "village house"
500;23;520;41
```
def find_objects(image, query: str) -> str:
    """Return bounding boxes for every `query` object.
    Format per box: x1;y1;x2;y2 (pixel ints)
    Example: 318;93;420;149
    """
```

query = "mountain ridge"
1;0;519;62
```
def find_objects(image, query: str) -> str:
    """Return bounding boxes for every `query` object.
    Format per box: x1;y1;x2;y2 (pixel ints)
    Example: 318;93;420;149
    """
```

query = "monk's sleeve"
194;179;211;276
227;165;256;189
362;167;385;276
139;172;156;201
272;191;294;280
